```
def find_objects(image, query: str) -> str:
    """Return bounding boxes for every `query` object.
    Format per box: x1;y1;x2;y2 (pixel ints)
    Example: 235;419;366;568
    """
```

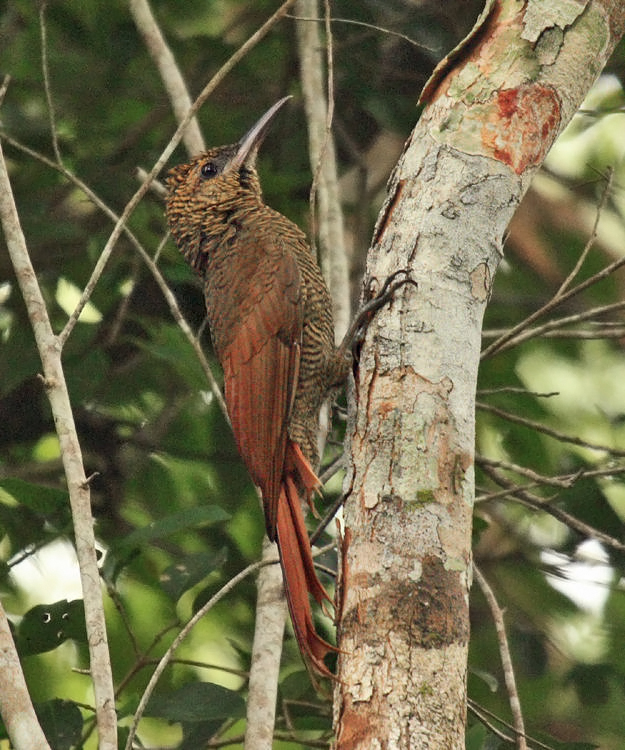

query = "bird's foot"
338;269;418;365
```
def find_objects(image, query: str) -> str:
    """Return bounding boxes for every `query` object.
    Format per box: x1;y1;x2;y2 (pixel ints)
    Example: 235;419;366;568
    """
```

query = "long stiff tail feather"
275;443;336;677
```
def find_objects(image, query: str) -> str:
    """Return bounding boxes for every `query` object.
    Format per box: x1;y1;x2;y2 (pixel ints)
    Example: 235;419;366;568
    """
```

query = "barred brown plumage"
165;97;347;678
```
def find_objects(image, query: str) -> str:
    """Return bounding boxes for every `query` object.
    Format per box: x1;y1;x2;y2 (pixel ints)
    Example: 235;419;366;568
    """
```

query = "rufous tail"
276;442;336;677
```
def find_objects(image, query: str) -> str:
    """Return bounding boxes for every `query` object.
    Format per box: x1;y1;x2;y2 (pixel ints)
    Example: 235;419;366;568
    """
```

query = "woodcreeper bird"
166;97;346;677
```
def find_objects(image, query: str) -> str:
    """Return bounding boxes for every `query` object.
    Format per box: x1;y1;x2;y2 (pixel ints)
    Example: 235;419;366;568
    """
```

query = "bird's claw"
363;268;418;312
343;269;417;364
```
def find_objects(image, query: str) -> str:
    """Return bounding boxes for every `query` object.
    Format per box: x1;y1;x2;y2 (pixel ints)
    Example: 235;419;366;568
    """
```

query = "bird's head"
166;96;291;217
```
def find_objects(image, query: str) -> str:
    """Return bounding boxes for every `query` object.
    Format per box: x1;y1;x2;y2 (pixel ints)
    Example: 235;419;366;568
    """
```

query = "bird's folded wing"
222;248;303;539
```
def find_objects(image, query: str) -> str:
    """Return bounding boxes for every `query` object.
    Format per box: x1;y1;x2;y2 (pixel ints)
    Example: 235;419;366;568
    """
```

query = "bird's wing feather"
221;246;303;539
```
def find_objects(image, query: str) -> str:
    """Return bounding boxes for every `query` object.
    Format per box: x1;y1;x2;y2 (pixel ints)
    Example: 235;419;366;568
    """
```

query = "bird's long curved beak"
231;96;292;170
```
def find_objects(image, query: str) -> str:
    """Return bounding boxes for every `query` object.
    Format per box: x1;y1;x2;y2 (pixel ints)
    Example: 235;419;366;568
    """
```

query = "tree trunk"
333;1;625;747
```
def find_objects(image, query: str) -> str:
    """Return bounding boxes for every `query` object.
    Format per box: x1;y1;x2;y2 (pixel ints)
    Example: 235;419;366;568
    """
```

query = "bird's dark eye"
200;161;218;179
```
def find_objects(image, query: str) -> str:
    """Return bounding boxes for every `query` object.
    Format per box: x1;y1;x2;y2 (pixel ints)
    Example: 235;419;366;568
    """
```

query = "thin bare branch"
477;401;625;458
467;699;519;745
477;387;560;398
477;457;580;488
0;143;118;750
113;621;181;699
537;327;625;339
483;300;625;348
467;699;556;750
287;14;436;53
0;602;51;750
482;172;620;361
478;463;625;553
474;564;527;750
555;168;614;297
310;491;345;546
484;326;625;340
39;2;63;165
318;452;345;485
477;462;625;495
129;0;205;156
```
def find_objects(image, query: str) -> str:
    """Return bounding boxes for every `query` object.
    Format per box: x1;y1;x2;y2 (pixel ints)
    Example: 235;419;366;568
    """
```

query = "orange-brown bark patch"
481;84;561;174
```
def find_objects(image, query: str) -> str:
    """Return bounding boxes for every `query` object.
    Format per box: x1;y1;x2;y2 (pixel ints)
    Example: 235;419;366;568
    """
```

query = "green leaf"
135;321;209;391
145;682;245;723
470;667;499;693
35;699;83;750
115;505;229;550
160;548;228;601
280;668;317;701
465;722;489;750
15;600;87;656
180;720;224;749
0;478;68;514
567;663;613;705
102;505;229;582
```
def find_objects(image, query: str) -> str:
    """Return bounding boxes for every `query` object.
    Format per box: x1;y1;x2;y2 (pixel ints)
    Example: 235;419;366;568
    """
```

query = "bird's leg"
334;269;418;373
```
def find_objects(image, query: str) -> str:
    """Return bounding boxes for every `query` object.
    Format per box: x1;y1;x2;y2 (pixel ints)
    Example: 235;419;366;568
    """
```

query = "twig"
318;451;345;485
0;602;51;750
286;14;436;52
474;565;528;750
58;0;297;347
106;584;142;660
477;457;580;488
129;0;205;156
476;480;546;504
555;168;614;297
482;171;618;360
273;733;330;748
157;658;248;678
0;143;118;750
536;326;625;339
477;387;559;398
467;699;518;745
478;463;625;553
310;491;344;546
467;698;556;750
477;462;625;498
39;2;63;165
477;401;625;457
103;255;142;348
209;734;330;749
113;621;181;700
483;299;625;349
